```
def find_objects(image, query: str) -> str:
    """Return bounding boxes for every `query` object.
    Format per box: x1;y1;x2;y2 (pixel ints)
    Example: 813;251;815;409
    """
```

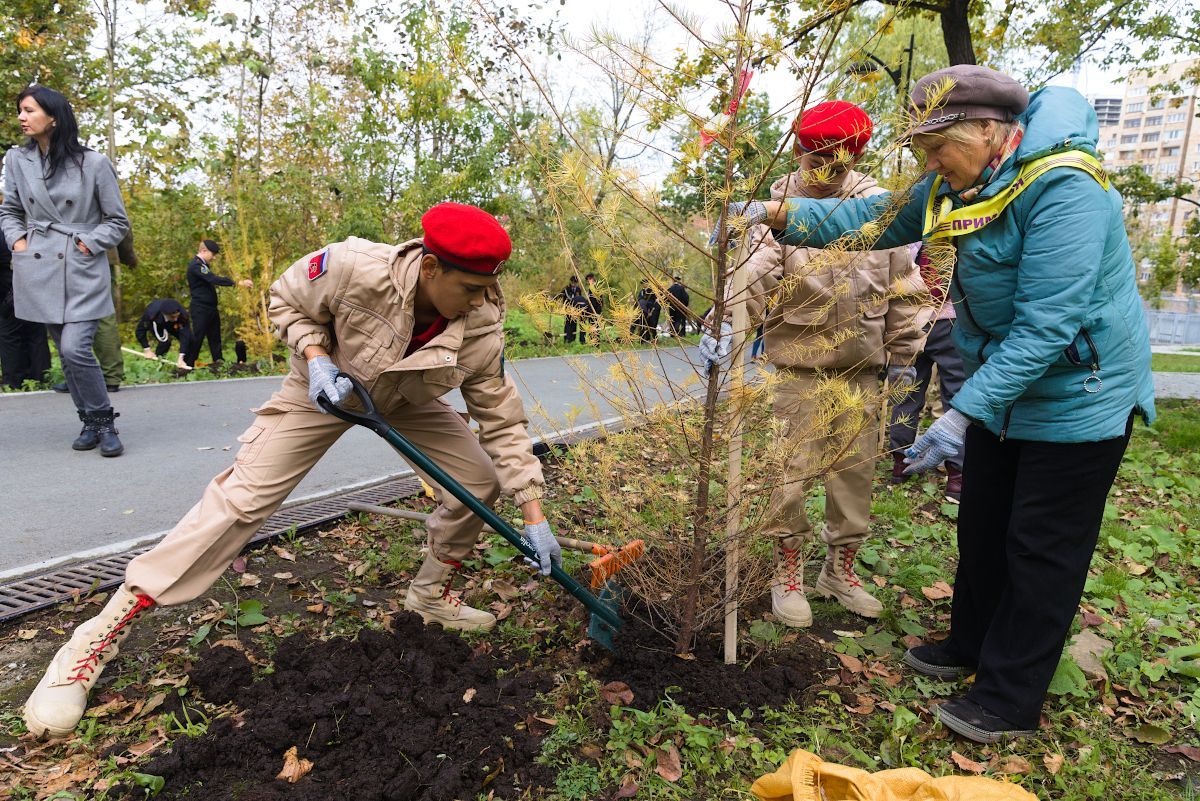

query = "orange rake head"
586;539;646;590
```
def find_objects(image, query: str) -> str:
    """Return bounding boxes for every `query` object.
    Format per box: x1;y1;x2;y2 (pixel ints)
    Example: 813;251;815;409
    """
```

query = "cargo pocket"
234;424;268;465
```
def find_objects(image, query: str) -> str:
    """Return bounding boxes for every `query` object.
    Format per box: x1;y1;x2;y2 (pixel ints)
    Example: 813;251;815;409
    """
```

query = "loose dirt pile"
139;612;554;800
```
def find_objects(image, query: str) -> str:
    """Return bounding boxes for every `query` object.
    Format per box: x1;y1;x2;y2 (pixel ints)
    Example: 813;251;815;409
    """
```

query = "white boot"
770;537;812;628
403;555;496;632
815;544;883;618
24;587;154;738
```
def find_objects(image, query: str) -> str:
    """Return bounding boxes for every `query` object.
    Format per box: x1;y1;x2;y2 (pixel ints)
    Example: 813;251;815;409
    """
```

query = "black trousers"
669;310;688;336
185;305;222;366
0;314;51;389
564;316;579;343
951;415;1133;728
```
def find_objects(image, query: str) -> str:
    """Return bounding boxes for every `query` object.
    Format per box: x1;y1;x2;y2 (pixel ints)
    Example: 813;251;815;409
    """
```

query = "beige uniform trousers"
763;370;879;548
125;399;498;606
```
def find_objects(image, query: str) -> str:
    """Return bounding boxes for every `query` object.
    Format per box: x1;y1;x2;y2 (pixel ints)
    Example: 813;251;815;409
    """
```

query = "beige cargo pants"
762;370;880;547
125;399;498;606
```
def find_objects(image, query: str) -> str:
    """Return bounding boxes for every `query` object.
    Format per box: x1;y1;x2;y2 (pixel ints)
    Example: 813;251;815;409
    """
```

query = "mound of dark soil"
590;613;832;714
140;613;554;801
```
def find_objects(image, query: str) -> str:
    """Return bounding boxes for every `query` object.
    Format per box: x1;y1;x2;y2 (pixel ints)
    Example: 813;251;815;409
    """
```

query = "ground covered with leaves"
2;400;1198;800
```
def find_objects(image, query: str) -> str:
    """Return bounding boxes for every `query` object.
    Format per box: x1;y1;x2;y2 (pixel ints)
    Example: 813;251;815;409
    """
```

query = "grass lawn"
3;401;1198;799
1152;353;1200;373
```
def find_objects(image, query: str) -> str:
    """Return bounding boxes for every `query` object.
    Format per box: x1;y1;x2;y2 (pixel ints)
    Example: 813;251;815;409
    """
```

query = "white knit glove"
708;200;769;248
904;408;969;475
699;322;733;367
307;355;353;412
887;365;918;389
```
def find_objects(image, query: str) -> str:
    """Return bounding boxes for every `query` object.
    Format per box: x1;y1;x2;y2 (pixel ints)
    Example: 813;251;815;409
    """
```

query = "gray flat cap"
908;65;1029;135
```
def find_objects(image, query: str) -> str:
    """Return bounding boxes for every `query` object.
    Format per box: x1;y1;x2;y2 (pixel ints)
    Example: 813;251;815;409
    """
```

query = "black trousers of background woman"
184;304;223;366
949;414;1133;728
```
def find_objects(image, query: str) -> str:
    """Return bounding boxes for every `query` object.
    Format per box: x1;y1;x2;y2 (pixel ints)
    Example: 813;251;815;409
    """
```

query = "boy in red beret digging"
22;203;563;738
703;101;928;627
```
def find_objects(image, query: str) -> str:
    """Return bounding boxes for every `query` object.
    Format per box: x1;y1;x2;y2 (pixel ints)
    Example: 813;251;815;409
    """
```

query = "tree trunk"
940;0;976;66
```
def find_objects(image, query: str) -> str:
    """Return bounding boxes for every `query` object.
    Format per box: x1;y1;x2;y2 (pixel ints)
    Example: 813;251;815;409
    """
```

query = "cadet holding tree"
704;101;928;628
22;203;563;739
717;66;1155;743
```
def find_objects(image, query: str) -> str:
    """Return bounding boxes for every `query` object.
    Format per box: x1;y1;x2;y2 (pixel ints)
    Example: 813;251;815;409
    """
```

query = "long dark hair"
17;86;89;180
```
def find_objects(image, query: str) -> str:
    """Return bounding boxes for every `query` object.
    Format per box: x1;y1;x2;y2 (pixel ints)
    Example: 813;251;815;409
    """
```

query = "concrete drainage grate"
0;476;423;624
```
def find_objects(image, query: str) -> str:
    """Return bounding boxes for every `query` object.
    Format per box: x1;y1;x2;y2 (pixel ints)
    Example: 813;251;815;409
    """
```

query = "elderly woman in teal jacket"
716;65;1154;743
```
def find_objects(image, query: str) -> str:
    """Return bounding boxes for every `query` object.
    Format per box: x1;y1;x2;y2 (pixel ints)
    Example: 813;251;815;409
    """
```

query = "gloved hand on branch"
307;355;353;412
699;322;733;367
522;518;563;576
887;365;918;390
707;200;769;248
904;408;969;475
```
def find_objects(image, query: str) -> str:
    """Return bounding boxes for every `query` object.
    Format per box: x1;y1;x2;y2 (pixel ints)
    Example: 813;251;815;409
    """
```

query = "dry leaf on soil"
921;581;953;601
655;742;683;782
1164;745;1200;762
950;751;987;774
601;681;635;705
835;653;864;673
276;746;314;783
463;688;477;703
239;573;261;588
614;773;639;798
994;755;1031;775
1043;753;1065;774
271;546;296;562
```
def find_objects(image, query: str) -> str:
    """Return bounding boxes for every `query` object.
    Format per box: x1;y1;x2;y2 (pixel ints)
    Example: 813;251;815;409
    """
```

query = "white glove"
522;519;563;576
887;365;918;389
699;322;733;366
307;355;353;412
904;408;969;475
708;200;769;248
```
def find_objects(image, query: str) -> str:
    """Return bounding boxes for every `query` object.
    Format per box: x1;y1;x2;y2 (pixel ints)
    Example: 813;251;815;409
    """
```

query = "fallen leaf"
994;755;1031;775
17;629;38;640
835;652;864;673
1080;610;1105;628
654;742;683;782
1164;745;1200;762
127;735;166;757
306;603;325;614
272;546;296;562
581;743;604;761
614;773;639;798
239;573;262;588
273;572;294;580
1125;723;1171;744
463;688;477;703
231;556;247;573
601;681;635;706
1043;753;1065;775
491;579;520;601
951;751;987;774
276;746;314;783
210;638;244;651
921;581;953;601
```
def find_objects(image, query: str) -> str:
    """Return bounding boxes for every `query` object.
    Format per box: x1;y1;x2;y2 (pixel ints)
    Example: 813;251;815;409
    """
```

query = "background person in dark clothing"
665;275;690;336
183;239;251;368
633;280;661;341
135;298;191;367
0;236;51;388
557;274;588;343
583;273;603;343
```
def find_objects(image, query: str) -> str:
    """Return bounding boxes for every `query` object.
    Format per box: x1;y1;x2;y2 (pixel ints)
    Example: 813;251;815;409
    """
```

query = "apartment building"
1089;95;1122;127
1098;57;1200;241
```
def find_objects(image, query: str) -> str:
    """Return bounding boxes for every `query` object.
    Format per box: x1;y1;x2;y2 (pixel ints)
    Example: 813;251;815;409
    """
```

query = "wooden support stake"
723;237;749;665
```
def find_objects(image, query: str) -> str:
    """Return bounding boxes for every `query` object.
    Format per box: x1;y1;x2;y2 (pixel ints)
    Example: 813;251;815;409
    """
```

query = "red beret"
421;202;512;275
792;101;873;156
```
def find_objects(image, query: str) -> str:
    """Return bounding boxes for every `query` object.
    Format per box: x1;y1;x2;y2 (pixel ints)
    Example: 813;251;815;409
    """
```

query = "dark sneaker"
935;696;1036;743
890;452;910;484
105;384;120;393
902;643;975;679
52;382;69;393
945;465;962;504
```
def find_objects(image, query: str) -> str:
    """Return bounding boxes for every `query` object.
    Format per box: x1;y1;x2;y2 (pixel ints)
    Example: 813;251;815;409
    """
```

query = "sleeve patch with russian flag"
307;250;328;281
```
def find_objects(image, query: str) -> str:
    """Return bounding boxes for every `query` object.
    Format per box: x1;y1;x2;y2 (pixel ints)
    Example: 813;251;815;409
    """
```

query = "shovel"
318;372;624;650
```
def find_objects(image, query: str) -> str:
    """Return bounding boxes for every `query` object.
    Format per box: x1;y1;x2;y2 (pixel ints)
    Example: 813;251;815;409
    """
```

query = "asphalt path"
0;346;704;579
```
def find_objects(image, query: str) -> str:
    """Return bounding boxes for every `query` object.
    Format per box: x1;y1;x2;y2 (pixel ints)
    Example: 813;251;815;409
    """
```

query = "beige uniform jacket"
740;169;929;372
264;236;544;504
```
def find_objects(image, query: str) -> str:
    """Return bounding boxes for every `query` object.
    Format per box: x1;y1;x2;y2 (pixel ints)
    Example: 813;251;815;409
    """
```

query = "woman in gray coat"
0;86;130;456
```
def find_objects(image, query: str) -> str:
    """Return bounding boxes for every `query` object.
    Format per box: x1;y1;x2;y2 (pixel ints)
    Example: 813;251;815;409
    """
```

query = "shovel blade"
586;581;625;651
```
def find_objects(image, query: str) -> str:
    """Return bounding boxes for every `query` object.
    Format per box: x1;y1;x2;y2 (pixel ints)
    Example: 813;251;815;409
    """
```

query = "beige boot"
770;537;812;628
403;555;496;632
24;587;154;738
815;544;883;618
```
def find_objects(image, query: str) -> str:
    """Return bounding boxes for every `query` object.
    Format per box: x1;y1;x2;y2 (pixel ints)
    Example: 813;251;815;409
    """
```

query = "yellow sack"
751;749;1039;801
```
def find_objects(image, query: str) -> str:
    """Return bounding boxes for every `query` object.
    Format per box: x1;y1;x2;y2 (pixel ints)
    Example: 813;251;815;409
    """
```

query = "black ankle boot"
92;408;124;457
72;410;100;451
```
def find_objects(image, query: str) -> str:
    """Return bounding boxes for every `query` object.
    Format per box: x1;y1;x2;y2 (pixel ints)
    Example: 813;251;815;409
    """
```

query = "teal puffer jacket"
777;86;1155;443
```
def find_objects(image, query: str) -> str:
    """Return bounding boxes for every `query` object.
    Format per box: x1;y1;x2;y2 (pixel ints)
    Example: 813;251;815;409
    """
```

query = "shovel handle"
321;374;623;632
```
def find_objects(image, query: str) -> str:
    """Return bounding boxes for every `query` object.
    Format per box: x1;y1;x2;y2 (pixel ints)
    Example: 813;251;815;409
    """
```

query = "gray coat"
0;146;130;324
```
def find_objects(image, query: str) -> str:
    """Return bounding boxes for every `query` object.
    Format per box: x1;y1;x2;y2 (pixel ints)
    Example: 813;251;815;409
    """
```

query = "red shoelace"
69;593;154;683
440;561;464;607
779;546;803;593
841;547;863;589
